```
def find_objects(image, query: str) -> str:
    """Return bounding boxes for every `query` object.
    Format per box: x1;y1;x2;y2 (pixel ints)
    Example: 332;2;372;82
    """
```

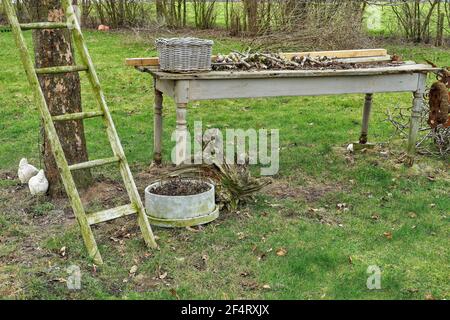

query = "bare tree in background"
193;0;216;29
392;0;440;43
160;0;187;28
28;0;92;197
444;0;450;32
257;1;367;51
79;0;92;26
243;0;258;34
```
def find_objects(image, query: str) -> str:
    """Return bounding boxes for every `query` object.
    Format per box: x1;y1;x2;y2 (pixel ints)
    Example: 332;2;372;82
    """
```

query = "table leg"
175;102;188;165
359;93;373;144
407;90;424;165
154;88;163;165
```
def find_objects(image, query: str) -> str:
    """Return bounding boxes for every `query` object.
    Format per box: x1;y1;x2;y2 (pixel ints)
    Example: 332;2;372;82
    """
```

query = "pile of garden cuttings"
212;51;403;71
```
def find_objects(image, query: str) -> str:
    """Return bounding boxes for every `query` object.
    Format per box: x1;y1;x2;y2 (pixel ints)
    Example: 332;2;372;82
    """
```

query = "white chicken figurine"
28;170;49;196
18;158;39;184
347;143;354;153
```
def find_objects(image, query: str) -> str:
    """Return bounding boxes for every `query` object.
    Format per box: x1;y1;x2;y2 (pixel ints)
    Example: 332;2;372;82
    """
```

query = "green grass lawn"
0;30;449;300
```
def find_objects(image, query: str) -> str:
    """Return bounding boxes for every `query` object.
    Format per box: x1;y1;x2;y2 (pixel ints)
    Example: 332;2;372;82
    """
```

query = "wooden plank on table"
280;48;388;60
337;55;391;64
126;57;160;67
126;49;389;67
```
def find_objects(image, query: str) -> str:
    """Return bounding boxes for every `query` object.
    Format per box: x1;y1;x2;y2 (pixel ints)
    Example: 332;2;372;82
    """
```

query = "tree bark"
29;0;92;197
156;0;165;23
243;0;258;34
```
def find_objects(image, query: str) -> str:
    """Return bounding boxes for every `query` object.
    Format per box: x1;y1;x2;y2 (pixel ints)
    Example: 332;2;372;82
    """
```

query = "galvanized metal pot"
144;179;219;228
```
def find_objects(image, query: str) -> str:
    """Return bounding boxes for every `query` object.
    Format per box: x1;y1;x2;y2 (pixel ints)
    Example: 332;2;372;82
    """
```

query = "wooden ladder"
3;0;157;265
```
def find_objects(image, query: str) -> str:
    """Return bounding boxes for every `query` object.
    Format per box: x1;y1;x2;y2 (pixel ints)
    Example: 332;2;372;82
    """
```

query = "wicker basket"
155;37;214;73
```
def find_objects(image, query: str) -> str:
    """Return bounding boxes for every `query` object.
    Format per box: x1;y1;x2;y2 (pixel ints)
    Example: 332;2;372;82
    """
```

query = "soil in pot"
150;179;211;196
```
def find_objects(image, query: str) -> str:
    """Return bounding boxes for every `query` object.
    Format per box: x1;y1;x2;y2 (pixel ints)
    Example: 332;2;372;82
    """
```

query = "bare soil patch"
263;179;343;203
80;177;127;207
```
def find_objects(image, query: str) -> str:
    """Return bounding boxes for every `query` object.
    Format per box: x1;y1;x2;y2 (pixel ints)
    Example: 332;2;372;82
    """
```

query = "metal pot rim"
144;178;214;199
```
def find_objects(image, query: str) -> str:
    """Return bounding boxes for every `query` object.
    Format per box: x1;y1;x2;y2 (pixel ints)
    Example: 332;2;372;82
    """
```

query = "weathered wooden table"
137;63;437;165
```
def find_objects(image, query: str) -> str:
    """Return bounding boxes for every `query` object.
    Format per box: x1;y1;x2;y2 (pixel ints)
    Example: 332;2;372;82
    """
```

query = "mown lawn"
0;30;449;300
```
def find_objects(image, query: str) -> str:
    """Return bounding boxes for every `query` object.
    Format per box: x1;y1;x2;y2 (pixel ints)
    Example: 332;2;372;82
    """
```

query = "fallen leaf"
241;280;259;290
129;265;138;274
425;293;435;300
237;232;246;240
276;248;287;257
186;227;202;233
110;236;120;243
383;232;393;240
133;274;145;283
268;203;283;208
336;203;348;211
262;284;271;290
170;288;180;300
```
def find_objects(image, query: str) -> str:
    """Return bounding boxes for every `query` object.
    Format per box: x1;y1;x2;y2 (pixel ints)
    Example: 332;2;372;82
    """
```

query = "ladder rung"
69;156;120;171
86;204;137;225
20;22;68;30
35;65;88;74
52;111;104;122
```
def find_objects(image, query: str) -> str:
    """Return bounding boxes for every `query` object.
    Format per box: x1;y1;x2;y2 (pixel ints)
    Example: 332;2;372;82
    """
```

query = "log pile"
212;51;397;71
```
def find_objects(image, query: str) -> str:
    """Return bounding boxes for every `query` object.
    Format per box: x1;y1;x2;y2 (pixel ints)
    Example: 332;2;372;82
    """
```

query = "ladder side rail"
3;0;103;265
63;0;157;249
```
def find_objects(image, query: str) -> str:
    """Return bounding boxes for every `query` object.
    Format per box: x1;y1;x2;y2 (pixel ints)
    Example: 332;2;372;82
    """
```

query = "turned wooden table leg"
175;102;188;165
359;93;373;144
153;88;163;165
407;90;425;165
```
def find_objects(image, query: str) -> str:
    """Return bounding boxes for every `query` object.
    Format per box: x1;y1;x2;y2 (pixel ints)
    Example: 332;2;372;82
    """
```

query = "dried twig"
386;95;449;158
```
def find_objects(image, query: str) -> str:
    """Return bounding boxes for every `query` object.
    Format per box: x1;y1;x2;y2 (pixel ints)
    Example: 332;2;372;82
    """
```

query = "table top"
139;63;439;81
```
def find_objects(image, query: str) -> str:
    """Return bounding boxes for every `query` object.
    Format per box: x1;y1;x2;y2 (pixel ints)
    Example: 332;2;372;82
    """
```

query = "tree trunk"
243;0;258;34
156;0;165;23
29;0;92;197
